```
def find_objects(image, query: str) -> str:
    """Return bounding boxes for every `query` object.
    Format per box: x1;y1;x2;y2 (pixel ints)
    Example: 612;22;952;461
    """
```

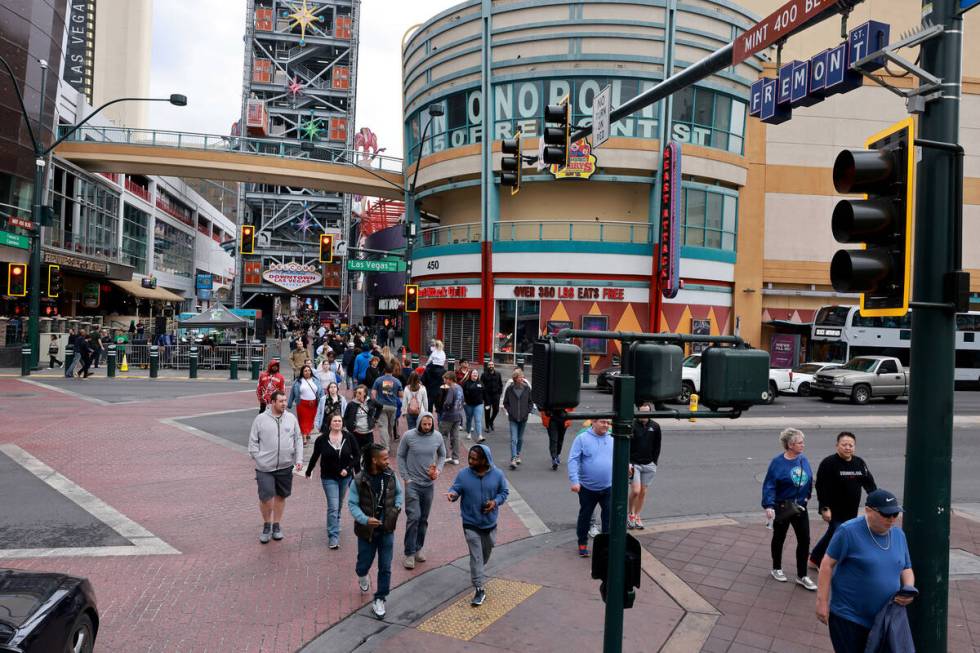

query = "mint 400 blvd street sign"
346;258;406;273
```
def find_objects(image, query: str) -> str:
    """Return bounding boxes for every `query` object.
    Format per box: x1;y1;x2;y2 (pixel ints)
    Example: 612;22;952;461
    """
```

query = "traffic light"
8;263;26;297
592;533;642;609
531;339;581;410
542;95;571;168
830;117;915;317
240;224;255;254
319;233;334;263
500;132;522;195
630;343;683;403
47;264;61;298
405;284;419;312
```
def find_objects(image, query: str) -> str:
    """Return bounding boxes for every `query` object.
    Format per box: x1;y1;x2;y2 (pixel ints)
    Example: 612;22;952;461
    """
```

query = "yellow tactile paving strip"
416;578;542;641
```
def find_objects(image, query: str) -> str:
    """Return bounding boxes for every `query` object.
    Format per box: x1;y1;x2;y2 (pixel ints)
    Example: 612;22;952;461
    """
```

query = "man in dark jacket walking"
447;443;509;606
480;361;503;432
810;432;877;567
502;369;532;470
348;443;403;619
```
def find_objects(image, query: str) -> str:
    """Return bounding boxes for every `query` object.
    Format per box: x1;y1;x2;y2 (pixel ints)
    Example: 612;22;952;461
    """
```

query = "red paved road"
0;378;530;652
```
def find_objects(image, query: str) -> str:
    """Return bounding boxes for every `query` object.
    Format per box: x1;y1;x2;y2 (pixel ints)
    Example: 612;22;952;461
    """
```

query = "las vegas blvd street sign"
347;258;406;273
733;0;843;66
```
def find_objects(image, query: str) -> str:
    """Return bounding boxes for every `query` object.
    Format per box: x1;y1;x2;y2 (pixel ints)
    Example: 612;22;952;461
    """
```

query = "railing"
494;220;653;244
114;343;268;370
419;223;482;247
125;178;151;202
59;126;403;174
416;221;653;248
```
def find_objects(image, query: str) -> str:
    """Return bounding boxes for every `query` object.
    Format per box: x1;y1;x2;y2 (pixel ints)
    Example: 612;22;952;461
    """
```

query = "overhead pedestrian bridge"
54;127;405;200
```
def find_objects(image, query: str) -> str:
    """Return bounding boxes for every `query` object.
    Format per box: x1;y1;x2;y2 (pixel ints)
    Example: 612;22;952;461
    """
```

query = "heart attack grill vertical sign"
658;141;681;299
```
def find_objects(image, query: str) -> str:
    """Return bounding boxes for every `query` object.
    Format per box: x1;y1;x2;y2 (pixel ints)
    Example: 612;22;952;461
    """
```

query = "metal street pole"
903;0;962;650
604;355;634;653
26;61;49;369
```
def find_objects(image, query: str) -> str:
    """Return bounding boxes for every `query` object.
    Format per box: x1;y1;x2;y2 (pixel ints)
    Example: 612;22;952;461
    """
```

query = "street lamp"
0;54;186;368
403;102;444;351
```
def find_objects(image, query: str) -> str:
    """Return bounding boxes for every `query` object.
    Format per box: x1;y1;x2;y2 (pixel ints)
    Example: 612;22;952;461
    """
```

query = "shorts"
630;462;657;488
256;467;294;502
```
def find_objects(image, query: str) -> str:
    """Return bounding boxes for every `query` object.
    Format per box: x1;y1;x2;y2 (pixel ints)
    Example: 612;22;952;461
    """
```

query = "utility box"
630;342;683;403
700;347;770;409
532;339;582;410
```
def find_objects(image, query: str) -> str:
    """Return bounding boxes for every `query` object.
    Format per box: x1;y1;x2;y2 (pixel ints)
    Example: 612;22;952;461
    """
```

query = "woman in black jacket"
306;413;361;549
343;385;377;451
461;368;485;443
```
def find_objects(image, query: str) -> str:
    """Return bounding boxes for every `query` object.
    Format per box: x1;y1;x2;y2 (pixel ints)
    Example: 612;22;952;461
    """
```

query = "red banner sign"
659;141;681;299
419;286;468;298
732;0;833;66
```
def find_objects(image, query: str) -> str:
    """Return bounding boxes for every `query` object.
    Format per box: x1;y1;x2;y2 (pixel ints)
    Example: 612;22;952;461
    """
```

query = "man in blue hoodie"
447;444;509;607
353;342;374;384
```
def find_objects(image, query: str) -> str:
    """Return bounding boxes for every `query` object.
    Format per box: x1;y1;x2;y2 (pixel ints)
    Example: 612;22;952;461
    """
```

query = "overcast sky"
148;0;459;159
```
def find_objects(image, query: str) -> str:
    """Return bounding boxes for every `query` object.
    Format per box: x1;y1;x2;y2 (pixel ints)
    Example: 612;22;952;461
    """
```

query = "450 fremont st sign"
749;20;890;125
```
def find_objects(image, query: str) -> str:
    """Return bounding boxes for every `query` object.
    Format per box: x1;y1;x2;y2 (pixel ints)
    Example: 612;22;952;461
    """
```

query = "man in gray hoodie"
248;390;304;544
396;411;446;569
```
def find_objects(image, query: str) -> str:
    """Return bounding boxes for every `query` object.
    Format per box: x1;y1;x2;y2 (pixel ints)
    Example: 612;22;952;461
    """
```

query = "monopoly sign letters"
750;21;889;125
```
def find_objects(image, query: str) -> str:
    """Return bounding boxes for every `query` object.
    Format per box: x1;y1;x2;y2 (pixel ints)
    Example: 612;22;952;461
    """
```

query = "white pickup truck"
679;354;792;405
810;355;910;404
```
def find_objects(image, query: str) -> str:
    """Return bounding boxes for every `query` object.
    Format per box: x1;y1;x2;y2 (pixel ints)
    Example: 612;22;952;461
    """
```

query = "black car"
0;569;98;653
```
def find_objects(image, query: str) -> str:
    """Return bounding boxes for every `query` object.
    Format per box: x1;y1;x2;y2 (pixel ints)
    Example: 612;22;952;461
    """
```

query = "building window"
681;185;738;252
153;220;194;278
406;77;748;163
122;203;149;274
494;299;540;364
45;163;120;260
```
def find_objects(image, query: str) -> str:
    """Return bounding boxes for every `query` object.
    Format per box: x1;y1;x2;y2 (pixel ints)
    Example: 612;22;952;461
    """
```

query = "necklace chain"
865;517;891;551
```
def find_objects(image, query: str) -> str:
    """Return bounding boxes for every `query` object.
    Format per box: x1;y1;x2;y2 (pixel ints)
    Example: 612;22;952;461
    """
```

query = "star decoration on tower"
284;0;324;46
296;216;313;233
300;115;324;141
287;76;304;97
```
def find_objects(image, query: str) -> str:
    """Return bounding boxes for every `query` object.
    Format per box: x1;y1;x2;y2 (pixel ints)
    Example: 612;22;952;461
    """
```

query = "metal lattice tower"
235;0;360;314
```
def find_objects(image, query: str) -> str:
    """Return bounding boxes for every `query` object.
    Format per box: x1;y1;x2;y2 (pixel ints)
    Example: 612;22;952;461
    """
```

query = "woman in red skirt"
288;365;323;445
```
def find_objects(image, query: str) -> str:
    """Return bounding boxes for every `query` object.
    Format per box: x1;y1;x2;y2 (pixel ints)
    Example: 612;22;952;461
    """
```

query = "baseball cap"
866;489;903;516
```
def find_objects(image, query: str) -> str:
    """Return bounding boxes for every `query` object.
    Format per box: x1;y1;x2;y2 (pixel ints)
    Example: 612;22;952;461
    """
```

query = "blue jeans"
403;481;434;556
406;413;419;431
320;477;350;544
509;419;527;459
828;612;870;653
464;404;483;438
356;530;394;600
576;485;611;545
65;351;80;377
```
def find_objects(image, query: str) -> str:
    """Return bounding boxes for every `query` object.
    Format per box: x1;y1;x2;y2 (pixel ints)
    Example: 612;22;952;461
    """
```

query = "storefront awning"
110;279;184;302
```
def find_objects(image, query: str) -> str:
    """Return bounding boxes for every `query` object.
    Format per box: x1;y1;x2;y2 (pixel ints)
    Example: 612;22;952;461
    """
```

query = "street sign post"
346;258;407;273
593;85;611;148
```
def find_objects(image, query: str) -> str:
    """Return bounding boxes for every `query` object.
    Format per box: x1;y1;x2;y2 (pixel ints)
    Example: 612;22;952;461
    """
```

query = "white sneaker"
358;575;370;592
588;523;600;539
403;555;416;569
372;598;386;619
452;458;460;465
770;569;788;582
796;576;817;591
415;549;426;563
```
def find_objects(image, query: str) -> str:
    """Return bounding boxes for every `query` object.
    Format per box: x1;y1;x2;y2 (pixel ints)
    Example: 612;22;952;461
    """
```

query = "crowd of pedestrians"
248;317;915;650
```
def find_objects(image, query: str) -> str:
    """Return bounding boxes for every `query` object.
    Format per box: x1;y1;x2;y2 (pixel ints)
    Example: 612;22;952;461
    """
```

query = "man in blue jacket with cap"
447;443;509;607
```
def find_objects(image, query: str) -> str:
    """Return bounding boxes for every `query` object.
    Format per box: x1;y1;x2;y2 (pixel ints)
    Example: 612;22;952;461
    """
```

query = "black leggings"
771;509;810;578
547;419;568;459
484;401;500;429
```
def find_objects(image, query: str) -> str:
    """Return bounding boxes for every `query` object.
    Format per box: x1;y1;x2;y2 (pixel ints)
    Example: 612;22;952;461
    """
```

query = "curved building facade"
403;0;762;366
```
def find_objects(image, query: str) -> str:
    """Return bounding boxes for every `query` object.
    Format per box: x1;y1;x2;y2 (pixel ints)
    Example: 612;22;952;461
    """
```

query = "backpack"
407;392;421;416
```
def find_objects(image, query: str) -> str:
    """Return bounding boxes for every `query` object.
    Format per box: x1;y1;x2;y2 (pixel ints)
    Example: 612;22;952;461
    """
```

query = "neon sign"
659;141;681;299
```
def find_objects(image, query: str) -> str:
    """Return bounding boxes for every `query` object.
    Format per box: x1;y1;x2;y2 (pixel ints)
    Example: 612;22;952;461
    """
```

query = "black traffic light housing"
699;347;771;410
531;339;581;410
500;132;522;195
830;118;915;317
319;233;334;263
542;95;570;169
240;224;255;254
46;264;62;298
405;284;419;312
630;342;683;403
7;263;26;297
592;533;642;609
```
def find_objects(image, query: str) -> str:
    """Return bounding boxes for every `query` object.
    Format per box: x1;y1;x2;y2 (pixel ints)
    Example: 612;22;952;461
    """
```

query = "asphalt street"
154;380;980;532
25;376;254;403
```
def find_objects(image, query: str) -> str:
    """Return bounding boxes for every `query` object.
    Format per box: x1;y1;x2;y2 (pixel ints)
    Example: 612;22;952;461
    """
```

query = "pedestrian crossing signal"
240;225;255;254
47;264;61;298
319;234;334;263
8;263;26;297
405;284;419;312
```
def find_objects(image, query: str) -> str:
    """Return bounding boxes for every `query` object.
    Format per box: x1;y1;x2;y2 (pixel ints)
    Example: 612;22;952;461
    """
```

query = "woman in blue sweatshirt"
447;443;509;607
761;427;816;590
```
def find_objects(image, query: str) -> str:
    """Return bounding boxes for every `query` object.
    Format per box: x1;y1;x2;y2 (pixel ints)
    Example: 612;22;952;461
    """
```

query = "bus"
809;305;980;384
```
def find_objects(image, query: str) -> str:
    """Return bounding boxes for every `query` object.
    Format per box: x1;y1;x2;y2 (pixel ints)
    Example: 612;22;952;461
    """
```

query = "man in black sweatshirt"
810;431;877;566
627;404;662;530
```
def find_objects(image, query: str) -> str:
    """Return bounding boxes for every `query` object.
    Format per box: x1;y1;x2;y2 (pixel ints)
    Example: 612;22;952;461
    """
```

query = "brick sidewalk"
640;514;980;653
0;378;530;652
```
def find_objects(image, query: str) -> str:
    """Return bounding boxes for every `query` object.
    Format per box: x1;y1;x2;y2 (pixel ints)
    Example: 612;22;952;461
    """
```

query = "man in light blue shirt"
567;418;613;558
